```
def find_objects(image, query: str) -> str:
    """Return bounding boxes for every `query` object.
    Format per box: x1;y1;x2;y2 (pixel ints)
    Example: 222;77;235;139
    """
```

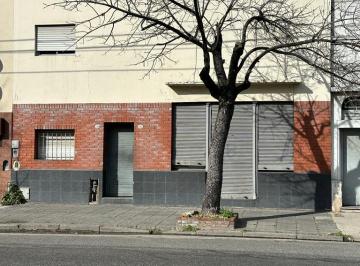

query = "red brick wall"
13;103;172;171
12;101;331;175
0;113;12;197
294;101;331;174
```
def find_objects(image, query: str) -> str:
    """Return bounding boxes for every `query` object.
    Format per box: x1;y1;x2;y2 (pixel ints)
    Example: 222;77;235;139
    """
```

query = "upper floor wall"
0;0;331;108
332;0;360;92
0;0;14;112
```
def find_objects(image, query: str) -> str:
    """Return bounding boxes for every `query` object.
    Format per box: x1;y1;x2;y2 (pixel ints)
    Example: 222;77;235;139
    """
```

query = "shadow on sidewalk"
235;210;328;229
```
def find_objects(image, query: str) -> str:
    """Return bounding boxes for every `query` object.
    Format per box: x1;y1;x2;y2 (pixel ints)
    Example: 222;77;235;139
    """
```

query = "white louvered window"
35;24;76;55
36;130;75;160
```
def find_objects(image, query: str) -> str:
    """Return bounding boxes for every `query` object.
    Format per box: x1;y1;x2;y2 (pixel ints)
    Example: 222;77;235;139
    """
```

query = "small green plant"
148;228;162;235
1;184;27;206
182;225;198;232
330;231;344;237
330;231;354;242
219;208;235;218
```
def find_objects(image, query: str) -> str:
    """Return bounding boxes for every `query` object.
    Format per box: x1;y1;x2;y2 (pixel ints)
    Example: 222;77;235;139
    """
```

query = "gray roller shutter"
36;25;76;53
211;104;255;199
258;103;294;171
117;127;134;197
173;104;207;167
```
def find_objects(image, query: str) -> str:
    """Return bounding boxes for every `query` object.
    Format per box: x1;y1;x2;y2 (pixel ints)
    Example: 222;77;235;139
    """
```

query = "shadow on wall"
255;171;331;210
169;81;313;98
0;118;10;141
264;95;331;210
344;161;360;205
12;171;29;188
103;123;120;197
0;59;4;102
294;101;331;210
266;94;330;173
294;99;331;174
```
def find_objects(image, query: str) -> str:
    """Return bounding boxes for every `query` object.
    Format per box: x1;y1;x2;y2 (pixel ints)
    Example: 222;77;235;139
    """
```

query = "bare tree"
48;0;360;213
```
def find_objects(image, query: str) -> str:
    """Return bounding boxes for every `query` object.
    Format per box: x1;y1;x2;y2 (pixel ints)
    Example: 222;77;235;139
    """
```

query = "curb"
0;223;346;242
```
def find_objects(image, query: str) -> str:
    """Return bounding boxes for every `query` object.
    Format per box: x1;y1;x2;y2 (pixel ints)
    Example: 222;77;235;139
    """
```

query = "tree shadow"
261;94;331;210
235;209;327;229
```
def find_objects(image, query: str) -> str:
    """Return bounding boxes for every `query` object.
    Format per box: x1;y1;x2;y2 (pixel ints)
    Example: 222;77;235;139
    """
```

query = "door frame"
341;128;360;206
103;122;134;198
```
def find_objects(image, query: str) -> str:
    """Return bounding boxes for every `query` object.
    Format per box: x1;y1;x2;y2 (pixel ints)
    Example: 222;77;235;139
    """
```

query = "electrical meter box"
12;140;19;149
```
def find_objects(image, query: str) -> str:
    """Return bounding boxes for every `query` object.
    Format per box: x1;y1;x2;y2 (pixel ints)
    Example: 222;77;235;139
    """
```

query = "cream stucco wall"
1;0;331;105
0;0;14;112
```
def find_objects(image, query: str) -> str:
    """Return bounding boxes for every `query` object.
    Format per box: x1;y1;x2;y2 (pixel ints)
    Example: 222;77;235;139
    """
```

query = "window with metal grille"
35;24;76;55
36;130;75;160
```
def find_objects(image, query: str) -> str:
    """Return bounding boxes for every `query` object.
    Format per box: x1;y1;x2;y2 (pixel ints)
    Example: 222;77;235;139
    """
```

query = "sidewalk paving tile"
19;223;60;231
0;204;343;241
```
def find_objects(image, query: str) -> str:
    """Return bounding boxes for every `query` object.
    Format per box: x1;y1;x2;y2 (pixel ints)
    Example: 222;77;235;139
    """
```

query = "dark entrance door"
103;123;134;197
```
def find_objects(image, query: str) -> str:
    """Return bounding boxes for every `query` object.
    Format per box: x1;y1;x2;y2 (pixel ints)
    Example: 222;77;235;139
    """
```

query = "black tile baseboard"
133;171;206;206
12;170;102;204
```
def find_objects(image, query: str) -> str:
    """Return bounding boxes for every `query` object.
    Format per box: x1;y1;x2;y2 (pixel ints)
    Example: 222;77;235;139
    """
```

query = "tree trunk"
202;98;234;214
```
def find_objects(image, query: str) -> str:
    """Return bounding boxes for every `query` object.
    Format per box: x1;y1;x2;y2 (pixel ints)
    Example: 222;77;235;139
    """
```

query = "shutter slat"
212;104;255;200
173;104;206;166
36;25;76;52
258;104;294;171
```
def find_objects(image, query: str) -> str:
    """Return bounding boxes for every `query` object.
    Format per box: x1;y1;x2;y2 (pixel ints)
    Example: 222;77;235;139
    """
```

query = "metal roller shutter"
36;25;76;53
173;104;207;167
258;103;294;171
211;104;255;199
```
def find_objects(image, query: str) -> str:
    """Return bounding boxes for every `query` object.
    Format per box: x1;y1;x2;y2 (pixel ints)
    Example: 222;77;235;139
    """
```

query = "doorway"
103;123;134;197
342;129;360;206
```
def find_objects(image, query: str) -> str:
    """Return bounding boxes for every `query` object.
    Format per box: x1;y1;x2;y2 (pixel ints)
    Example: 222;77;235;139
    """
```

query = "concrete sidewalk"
0;204;343;241
332;209;360;242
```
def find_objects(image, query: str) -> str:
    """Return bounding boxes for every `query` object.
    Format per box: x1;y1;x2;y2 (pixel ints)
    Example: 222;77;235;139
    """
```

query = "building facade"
330;0;360;212
0;0;333;209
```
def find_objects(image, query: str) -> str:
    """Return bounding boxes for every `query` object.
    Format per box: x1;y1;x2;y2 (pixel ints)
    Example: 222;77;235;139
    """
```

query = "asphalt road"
0;233;359;265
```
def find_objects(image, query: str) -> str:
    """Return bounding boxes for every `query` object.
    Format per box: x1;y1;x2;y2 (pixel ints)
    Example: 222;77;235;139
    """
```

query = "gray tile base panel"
12;170;103;204
222;172;331;210
11;170;331;209
133;171;206;206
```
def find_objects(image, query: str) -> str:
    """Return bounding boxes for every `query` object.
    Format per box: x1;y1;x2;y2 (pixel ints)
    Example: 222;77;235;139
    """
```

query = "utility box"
12;140;20;159
11;140;19;149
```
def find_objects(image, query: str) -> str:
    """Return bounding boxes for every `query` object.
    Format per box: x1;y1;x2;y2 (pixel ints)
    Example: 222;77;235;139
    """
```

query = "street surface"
0;233;359;265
